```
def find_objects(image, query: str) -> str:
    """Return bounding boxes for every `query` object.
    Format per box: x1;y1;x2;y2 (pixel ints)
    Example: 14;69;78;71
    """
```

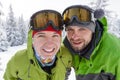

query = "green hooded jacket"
62;17;120;80
3;30;72;80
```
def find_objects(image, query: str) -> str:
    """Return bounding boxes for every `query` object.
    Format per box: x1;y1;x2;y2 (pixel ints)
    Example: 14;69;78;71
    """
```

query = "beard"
70;39;89;52
71;43;86;52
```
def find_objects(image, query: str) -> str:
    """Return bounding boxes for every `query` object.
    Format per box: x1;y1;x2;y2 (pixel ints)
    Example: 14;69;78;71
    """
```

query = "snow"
0;43;76;80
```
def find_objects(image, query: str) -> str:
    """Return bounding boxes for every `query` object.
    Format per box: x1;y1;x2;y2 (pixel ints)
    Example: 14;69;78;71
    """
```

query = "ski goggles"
30;10;63;30
62;5;95;26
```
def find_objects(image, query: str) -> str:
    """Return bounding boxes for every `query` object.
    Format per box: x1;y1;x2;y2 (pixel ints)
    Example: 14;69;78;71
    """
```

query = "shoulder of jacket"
10;49;28;62
60;44;70;53
58;44;72;67
102;32;120;45
5;49;29;77
8;49;29;69
59;45;72;59
98;33;120;58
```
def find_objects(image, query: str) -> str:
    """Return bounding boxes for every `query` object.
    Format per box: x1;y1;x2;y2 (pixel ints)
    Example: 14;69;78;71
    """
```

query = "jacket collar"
26;30;36;62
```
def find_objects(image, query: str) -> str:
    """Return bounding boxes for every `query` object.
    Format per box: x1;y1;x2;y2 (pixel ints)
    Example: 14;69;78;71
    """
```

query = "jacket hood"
98;17;108;31
26;29;35;60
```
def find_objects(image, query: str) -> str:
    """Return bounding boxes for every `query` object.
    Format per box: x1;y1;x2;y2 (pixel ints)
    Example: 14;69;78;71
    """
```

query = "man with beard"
62;5;120;80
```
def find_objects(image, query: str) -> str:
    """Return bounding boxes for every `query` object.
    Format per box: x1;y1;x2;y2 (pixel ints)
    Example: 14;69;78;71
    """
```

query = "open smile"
42;48;55;53
73;41;82;45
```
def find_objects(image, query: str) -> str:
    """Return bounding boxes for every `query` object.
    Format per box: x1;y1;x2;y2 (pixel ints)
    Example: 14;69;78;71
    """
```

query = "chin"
72;47;81;51
46;55;55;59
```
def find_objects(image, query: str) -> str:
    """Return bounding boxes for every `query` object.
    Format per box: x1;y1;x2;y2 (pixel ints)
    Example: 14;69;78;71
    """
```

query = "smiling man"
3;10;72;80
65;25;92;52
32;25;61;66
62;5;120;80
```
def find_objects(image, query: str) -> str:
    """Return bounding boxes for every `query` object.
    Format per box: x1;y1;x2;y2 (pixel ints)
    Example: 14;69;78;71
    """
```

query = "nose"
71;31;79;40
45;38;54;46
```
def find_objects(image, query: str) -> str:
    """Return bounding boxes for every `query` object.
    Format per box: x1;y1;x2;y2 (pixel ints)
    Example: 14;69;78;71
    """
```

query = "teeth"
43;48;54;53
45;49;53;52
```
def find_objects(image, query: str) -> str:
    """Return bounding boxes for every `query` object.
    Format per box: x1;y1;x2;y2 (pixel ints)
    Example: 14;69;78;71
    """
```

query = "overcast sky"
1;0;120;20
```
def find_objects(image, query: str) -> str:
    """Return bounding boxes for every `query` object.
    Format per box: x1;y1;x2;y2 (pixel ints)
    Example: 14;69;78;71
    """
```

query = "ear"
94;9;105;19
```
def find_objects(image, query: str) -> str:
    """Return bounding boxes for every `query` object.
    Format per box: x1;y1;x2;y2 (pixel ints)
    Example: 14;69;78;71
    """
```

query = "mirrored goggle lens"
63;7;92;24
31;11;63;30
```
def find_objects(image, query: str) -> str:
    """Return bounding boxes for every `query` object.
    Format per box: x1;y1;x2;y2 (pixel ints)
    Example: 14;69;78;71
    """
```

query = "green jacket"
63;17;120;80
4;30;72;80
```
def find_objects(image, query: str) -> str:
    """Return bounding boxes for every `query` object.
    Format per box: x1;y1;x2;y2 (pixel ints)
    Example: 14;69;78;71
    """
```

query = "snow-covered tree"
0;29;9;52
6;5;22;46
0;2;3;16
89;0;120;38
17;15;27;44
109;18;120;38
90;0;109;9
0;2;8;52
90;0;112;26
0;2;3;25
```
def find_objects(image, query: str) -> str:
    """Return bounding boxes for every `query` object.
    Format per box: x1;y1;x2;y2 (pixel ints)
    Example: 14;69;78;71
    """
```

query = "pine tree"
17;15;27;44
0;2;8;52
89;0;120;37
6;5;21;46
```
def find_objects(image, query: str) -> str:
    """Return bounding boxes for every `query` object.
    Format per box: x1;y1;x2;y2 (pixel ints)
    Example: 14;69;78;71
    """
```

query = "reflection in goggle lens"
62;5;94;25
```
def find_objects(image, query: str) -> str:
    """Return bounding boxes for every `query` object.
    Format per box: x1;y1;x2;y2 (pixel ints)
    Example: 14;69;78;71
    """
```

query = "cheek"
57;42;61;48
55;39;61;48
33;39;42;49
66;34;71;40
84;33;92;42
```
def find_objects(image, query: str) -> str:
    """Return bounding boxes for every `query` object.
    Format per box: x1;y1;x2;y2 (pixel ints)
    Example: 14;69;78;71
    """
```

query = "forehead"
66;26;92;32
35;31;59;35
66;25;87;29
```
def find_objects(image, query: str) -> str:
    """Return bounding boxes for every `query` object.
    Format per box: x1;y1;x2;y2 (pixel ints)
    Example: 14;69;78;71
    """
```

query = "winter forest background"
0;0;120;52
0;0;120;79
0;4;28;52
